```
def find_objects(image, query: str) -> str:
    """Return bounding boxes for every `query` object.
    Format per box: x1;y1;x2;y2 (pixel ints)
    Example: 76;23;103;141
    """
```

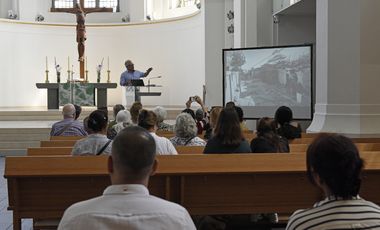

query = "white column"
127;0;145;22
307;0;380;136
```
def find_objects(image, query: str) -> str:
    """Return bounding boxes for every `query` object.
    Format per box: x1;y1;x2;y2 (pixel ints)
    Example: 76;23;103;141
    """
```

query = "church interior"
1;0;380;229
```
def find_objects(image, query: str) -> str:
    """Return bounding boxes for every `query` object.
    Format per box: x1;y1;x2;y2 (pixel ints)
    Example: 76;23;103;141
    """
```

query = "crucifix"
54;0;112;80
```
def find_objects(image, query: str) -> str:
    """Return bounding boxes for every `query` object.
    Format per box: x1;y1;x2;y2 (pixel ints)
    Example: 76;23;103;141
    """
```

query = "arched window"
52;0;119;12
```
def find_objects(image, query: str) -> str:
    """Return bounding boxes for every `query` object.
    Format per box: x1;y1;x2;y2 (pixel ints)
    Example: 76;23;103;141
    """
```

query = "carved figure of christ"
53;0;112;79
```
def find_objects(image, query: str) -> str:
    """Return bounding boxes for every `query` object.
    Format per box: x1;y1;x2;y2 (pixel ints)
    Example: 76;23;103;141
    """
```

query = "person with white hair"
108;110;134;139
50;103;87;136
170;113;206;146
153;106;173;132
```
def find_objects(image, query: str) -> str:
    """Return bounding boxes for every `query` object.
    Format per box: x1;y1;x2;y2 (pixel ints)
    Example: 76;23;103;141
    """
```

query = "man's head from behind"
62;104;76;119
109;126;157;185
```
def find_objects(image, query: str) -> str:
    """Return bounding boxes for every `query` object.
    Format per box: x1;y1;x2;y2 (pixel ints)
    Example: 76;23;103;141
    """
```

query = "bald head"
112;126;156;177
62;104;76;119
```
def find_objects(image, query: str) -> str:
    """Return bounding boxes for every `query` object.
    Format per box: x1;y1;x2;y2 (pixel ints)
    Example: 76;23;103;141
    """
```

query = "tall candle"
68;56;70;71
85;56;88;71
45;56;48;71
107;56;110;71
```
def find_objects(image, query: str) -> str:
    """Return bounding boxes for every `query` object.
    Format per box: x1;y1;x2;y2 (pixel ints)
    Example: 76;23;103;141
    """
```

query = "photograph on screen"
223;45;312;119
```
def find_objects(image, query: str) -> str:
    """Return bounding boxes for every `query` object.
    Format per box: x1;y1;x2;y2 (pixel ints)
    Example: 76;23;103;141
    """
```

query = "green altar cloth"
59;83;95;106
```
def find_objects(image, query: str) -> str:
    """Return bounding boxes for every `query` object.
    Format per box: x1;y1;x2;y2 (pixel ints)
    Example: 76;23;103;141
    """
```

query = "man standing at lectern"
120;60;153;106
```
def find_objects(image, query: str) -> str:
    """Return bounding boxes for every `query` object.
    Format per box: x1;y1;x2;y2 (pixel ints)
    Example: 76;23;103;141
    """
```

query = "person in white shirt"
58;126;195;230
138;109;178;155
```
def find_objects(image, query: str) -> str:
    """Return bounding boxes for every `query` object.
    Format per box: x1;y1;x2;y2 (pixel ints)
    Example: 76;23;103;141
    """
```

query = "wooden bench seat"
5;153;380;230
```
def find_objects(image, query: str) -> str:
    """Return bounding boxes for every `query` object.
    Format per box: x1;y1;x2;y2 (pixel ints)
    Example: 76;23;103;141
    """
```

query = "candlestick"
85;56;88;71
67;70;71;82
107;56;110;71
107;70;111;83
85;70;89;83
45;56;48;71
45;70;49;83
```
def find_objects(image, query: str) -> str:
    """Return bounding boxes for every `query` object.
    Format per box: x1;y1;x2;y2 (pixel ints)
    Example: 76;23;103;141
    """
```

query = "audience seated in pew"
73;104;82;120
203;106;222;140
251;117;289;153
204;108;251;154
274;106;302;140
107;104;125;138
130;101;142;125
108;110;133;140
50;103;87;136
71;110;112;156
170;113;206;147
183;95;209;134
138;109;178;155
58;126;196;230
286;133;380;230
153;106;174;132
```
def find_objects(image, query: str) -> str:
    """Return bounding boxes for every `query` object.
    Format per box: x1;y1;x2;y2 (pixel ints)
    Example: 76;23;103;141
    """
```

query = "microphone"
149;76;162;80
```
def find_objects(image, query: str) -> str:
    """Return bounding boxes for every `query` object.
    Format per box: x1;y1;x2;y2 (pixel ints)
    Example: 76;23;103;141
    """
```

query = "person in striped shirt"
286;133;380;230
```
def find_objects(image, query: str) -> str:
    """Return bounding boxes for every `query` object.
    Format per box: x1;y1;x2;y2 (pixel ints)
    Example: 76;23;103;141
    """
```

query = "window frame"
51;0;120;12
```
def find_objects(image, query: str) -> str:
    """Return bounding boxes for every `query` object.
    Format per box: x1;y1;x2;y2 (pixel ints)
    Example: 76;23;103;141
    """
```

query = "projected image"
225;47;311;106
224;46;311;109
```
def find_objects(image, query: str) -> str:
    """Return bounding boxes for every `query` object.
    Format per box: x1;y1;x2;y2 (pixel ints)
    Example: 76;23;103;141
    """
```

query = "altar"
36;83;117;109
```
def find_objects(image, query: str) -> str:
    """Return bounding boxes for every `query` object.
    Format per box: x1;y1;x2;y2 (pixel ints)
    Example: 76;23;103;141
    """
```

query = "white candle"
68;56;70;71
107;56;110;71
45;56;48;71
85;56;88;71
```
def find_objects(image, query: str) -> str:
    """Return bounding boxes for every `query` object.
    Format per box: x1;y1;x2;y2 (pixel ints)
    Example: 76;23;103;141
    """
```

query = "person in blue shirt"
120;60;153;105
120;60;152;86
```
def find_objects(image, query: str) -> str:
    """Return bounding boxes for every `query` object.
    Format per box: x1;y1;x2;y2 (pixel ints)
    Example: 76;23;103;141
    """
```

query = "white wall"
0;13;204;107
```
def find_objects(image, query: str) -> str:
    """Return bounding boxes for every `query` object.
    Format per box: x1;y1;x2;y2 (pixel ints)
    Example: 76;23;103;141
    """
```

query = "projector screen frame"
222;44;314;121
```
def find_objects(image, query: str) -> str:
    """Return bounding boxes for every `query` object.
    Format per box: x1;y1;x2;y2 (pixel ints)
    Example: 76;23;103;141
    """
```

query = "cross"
53;0;112;80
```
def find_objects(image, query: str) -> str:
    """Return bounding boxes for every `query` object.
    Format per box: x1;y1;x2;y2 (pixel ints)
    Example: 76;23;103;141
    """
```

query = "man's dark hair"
113;104;125;119
306;133;364;199
274;106;293;126
74;104;82;120
182;109;196;120
112;126;156;176
234;106;244;123
214;108;243;146
88;110;108;132
138;109;157;130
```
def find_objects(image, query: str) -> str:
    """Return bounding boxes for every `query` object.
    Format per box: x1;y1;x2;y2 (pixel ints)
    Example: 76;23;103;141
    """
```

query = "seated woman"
203;108;251;154
130;101;142;125
250;117;289;153
138;109;177;155
286;134;380;230
274;106;302;140
108;110;133;139
71;110;112;156
153;106;173;132
203;106;222;140
170;113;206;146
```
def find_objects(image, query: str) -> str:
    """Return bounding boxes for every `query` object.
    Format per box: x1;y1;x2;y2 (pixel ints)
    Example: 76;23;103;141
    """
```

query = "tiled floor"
0;157;32;230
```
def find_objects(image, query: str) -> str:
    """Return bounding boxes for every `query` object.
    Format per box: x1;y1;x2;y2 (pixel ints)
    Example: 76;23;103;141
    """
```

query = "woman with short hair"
286;134;380;230
138;109;177;155
153;106;173;132
130;101;142;125
72;110;112;156
203;108;251;154
170;113;206;146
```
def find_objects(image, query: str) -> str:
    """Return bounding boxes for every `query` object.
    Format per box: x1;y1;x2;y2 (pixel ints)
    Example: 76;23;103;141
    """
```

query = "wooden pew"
50;136;83;141
40;140;77;147
27;147;73;156
176;146;204;154
5;153;380;230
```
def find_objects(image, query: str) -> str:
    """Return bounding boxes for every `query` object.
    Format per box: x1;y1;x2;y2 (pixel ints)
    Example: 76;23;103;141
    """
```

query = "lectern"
129;80;161;102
